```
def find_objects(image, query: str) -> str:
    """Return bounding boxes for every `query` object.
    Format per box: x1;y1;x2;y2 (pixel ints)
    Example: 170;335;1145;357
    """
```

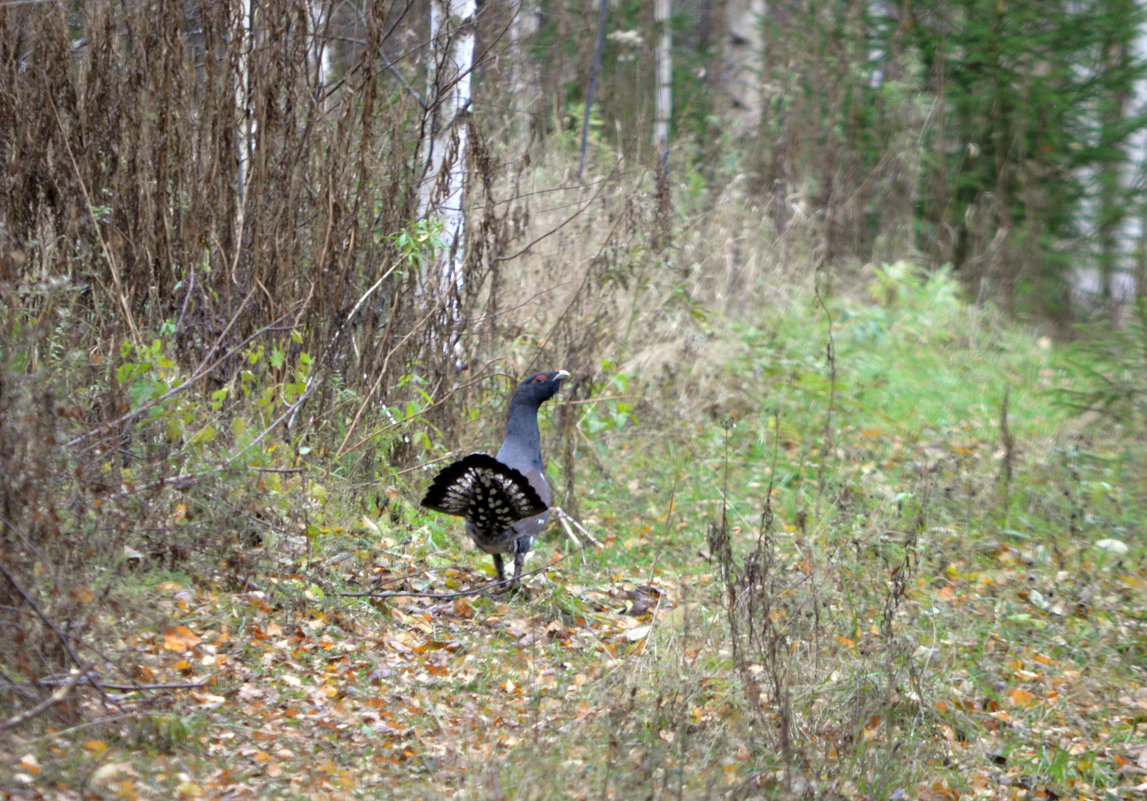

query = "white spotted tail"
420;453;548;543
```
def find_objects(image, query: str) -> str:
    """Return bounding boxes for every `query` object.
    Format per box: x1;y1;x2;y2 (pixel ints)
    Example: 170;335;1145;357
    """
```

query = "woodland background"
1;1;1146;799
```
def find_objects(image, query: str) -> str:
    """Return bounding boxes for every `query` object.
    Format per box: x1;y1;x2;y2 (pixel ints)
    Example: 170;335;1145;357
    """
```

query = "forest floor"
4;266;1146;800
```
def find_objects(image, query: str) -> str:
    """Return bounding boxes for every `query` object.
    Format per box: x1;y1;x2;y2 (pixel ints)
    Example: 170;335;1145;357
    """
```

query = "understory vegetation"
4;210;1146;798
3;2;1147;799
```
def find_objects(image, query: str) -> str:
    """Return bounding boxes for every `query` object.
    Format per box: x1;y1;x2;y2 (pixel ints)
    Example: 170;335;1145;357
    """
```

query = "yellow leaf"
1007;688;1037;707
164;625;201;651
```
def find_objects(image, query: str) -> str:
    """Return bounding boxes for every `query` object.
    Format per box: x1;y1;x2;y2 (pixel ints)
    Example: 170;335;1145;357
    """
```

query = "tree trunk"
717;0;765;137
1137;19;1147;321
234;0;254;242
418;0;476;340
653;0;672;153
509;0;540;146
307;1;334;102
579;0;609;182
1097;0;1136;307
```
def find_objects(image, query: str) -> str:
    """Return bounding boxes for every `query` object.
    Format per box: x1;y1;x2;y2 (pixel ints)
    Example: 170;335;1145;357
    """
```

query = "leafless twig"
552;506;601;547
0;562;108;708
0;669;86;732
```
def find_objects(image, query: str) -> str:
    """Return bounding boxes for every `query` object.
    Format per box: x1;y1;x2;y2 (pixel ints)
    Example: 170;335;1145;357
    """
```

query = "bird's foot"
489;576;521;596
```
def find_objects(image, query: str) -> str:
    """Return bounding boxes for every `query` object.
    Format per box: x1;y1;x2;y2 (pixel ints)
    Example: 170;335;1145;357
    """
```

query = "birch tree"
1136;18;1147;311
307;0;334;101
719;0;765;137
1095;0;1143;305
418;0;476;340
653;0;672;156
234;0;254;239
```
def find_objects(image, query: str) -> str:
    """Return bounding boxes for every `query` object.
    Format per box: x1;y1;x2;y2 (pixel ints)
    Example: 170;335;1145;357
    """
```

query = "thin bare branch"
0;670;86;732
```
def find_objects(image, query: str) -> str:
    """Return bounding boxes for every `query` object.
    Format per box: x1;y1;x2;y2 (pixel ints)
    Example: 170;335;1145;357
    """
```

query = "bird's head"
512;369;570;407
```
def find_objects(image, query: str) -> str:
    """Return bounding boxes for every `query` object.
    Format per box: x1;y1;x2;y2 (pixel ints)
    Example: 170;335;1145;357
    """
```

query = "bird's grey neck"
500;400;542;462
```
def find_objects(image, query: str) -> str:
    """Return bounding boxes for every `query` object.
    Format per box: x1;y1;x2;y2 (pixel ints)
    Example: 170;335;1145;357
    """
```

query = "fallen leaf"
624;624;651;641
91;763;133;785
1007;688;1037;707
1094;538;1129;555
164;625;201;651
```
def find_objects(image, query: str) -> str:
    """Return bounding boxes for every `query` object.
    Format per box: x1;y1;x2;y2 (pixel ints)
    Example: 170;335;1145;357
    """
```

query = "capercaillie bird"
421;370;570;588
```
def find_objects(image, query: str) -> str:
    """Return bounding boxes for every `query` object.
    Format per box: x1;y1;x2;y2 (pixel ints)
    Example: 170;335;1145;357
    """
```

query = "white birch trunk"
1070;3;1143;310
307;1;334;101
653;0;672;152
234;0;253;238
720;0;765;137
418;0;475;332
1137;22;1147;309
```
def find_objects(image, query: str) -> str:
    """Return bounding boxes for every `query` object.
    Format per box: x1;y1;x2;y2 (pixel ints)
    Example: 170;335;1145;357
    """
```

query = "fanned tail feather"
420;453;548;539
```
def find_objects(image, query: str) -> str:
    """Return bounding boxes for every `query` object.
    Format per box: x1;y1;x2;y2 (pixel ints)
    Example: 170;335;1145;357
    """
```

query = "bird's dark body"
420;370;569;586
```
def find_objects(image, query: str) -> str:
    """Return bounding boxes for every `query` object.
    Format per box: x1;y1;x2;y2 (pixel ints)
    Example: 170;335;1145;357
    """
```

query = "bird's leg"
492;553;518;595
512;550;526;587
